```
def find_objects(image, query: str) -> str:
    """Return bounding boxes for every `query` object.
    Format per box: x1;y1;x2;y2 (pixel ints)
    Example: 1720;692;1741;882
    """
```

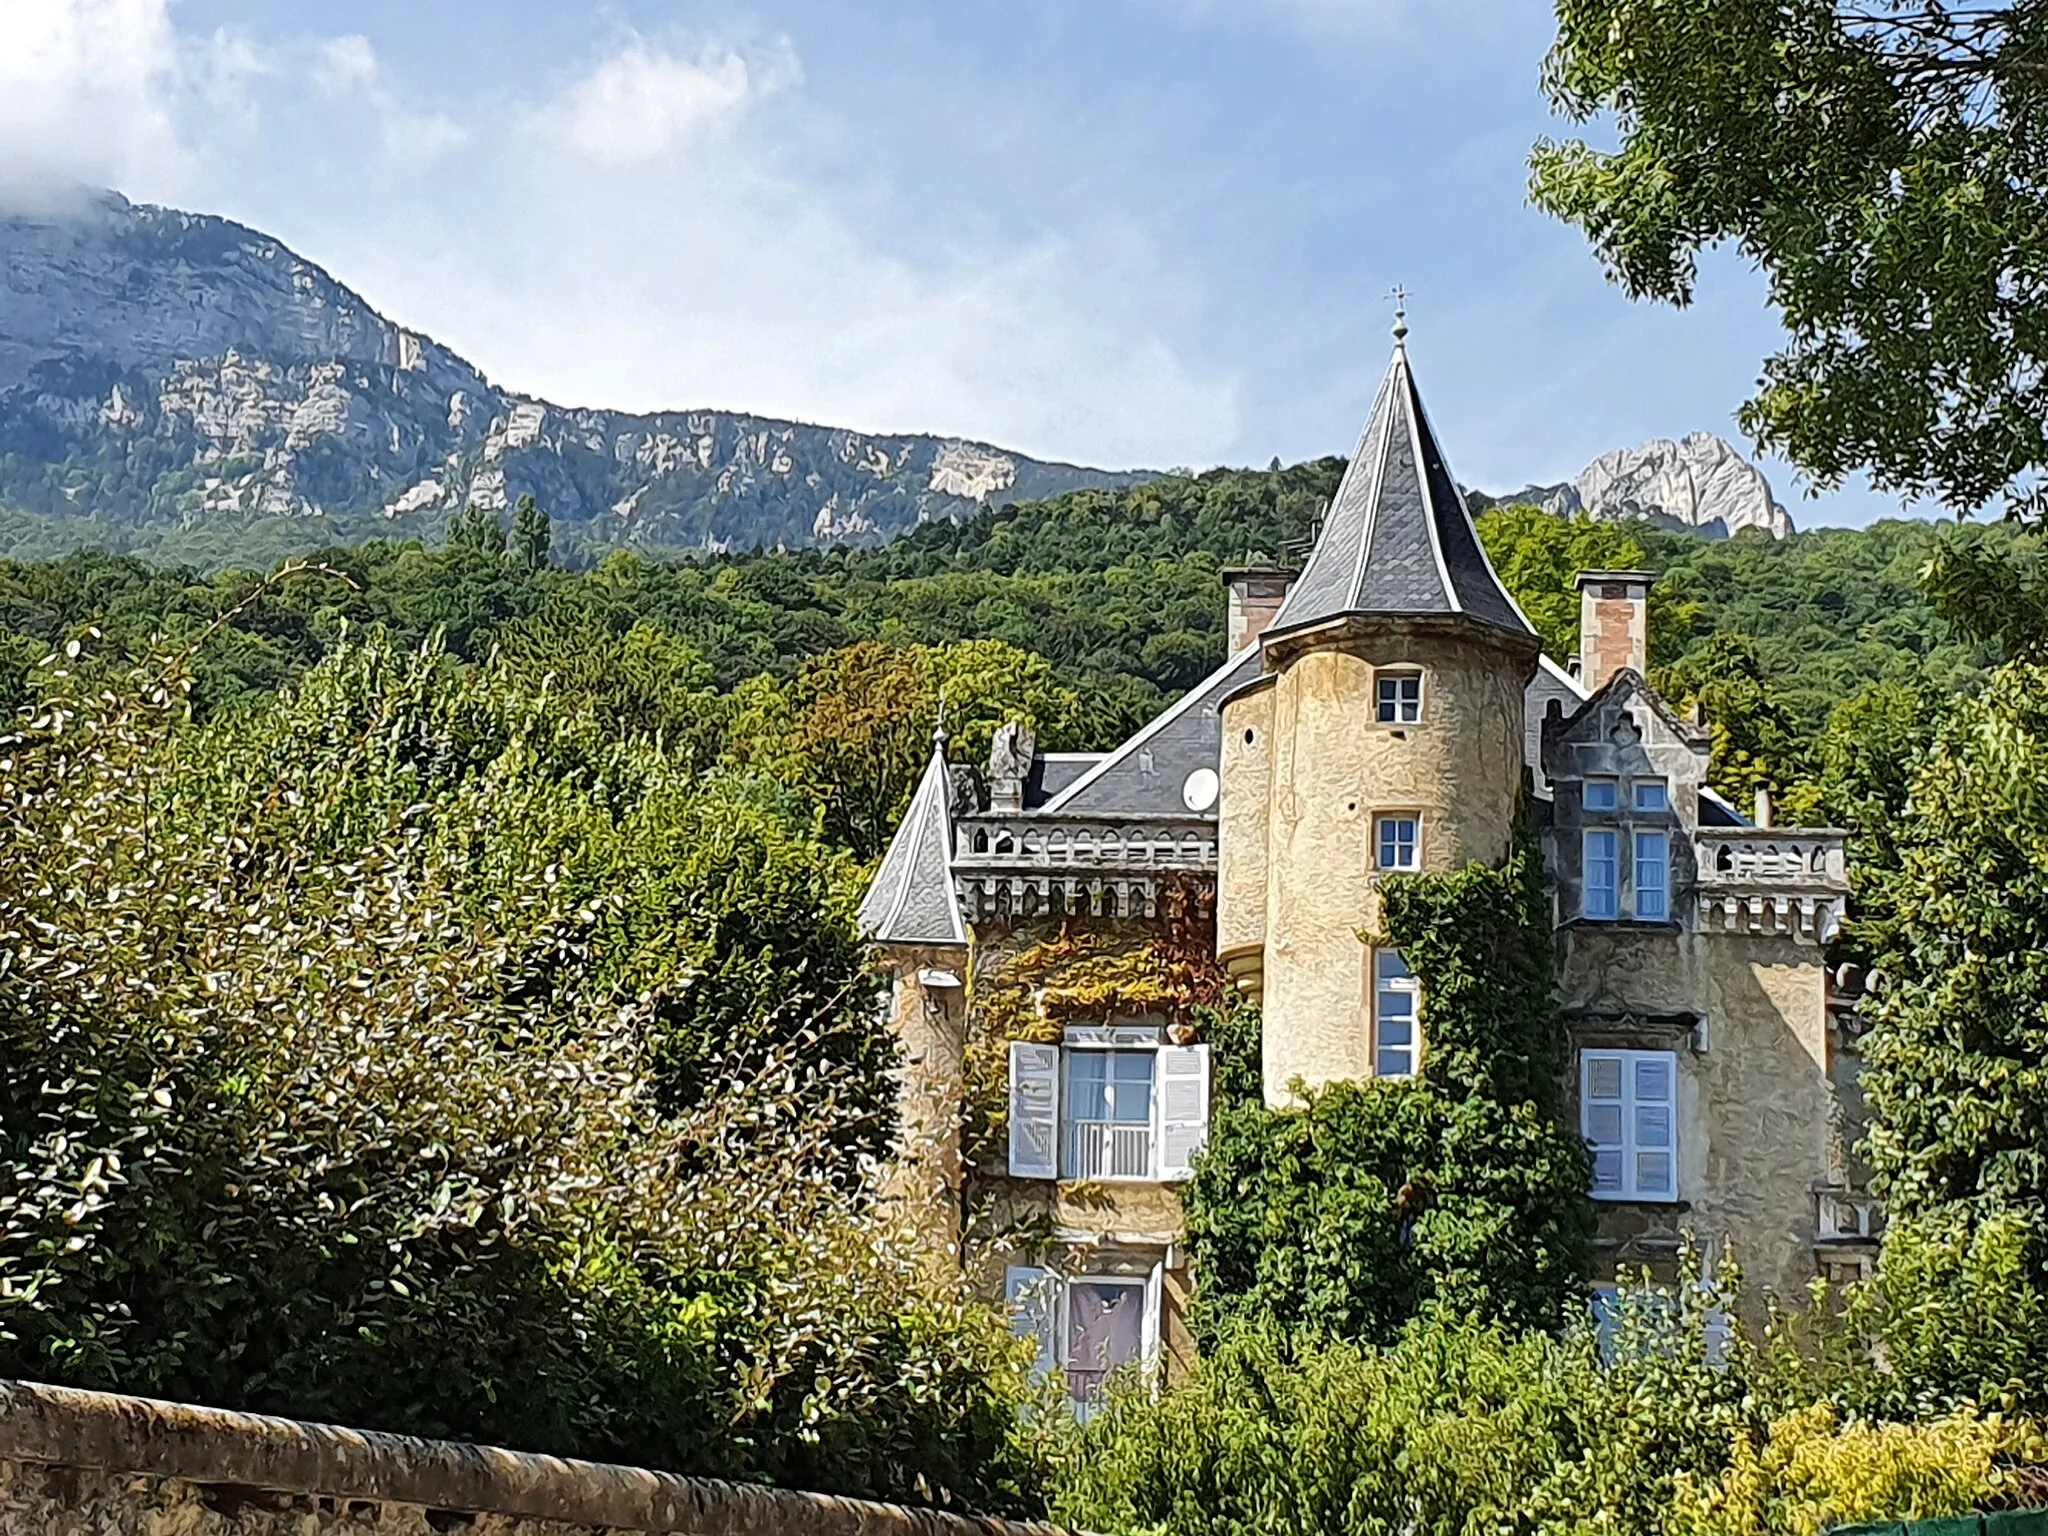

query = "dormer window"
1584;779;1619;812
1375;670;1422;724
1634;779;1669;813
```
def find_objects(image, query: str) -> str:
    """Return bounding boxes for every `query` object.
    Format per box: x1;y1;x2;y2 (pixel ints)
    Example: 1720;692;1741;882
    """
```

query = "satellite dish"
1182;767;1220;812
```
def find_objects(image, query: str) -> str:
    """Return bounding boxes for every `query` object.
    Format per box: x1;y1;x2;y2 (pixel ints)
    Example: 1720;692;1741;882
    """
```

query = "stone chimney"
1575;569;1654;690
1223;566;1296;652
986;721;1035;815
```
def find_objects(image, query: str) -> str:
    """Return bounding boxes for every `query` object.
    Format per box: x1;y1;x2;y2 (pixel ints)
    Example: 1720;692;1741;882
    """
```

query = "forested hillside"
0;460;2006;810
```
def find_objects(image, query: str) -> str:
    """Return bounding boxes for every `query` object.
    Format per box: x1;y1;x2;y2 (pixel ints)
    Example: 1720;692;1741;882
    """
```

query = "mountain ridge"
0;191;1151;562
0;190;1795;568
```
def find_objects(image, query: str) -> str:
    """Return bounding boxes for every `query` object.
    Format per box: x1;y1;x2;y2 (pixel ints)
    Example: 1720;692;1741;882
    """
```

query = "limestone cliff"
1485;434;1794;538
0;192;1147;557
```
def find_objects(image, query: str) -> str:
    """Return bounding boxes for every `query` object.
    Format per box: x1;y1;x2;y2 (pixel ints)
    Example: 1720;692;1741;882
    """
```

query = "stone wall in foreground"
0;1378;1073;1536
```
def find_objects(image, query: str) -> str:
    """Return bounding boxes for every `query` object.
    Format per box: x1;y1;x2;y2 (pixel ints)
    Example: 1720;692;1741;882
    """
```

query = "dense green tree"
0;641;1032;1504
512;493;552;572
1533;1;2048;516
447;504;507;556
1652;634;1816;815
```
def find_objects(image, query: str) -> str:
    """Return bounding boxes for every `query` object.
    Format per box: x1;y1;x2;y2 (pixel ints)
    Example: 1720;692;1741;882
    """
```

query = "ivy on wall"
960;888;1226;1169
1181;825;1594;1347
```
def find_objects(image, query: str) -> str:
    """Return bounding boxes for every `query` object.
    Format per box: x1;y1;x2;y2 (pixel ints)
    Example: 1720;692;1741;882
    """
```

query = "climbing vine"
961;883;1226;1168
1181;819;1594;1348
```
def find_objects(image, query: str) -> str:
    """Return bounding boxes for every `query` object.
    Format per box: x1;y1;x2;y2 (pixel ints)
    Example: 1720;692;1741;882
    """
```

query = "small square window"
1584;779;1618;812
1375;672;1422;724
1375;815;1420;871
1634;780;1669;813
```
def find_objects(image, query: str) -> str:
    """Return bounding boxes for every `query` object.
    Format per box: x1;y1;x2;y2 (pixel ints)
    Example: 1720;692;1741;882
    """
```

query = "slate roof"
1038;645;1265;819
1268;341;1534;642
857;743;967;946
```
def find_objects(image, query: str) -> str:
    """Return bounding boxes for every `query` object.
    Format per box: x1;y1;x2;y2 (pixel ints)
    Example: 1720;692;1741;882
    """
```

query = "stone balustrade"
950;817;1219;922
1692;828;1848;940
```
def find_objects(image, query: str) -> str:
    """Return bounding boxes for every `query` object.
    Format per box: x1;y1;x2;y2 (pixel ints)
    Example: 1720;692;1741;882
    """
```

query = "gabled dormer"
1541;669;1711;929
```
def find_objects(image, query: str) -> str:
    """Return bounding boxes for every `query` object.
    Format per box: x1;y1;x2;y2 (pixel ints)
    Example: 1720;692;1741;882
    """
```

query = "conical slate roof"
858;743;967;947
1268;339;1534;641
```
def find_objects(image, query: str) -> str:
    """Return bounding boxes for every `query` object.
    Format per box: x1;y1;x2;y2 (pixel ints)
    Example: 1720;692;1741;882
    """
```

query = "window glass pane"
1066;1280;1146;1400
1378;1017;1412;1046
1376;816;1419;870
1636;1151;1673;1195
1585;1055;1622;1100
1584;831;1619;919
1376;950;1412;984
1066;1054;1109;1121
1635;1104;1671;1148
1584;779;1618;811
1586;1103;1623;1145
1108;1051;1154;1122
1634;1056;1672;1103
1634;831;1669;921
1634;780;1669;812
1377;993;1413;1021
1592;1150;1623;1191
1377;1046;1415;1078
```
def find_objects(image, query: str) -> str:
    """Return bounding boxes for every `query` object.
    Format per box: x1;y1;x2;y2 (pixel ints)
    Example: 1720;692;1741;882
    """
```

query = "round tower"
1217;331;1540;1105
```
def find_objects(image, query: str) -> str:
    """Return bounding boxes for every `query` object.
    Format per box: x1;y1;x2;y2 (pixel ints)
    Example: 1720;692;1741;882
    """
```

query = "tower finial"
1388;284;1410;350
933;691;949;752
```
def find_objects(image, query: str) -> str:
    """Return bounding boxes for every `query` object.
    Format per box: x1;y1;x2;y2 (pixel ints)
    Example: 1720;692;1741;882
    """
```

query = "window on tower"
1373;950;1419;1078
1375;669;1423;724
1375;814;1420;871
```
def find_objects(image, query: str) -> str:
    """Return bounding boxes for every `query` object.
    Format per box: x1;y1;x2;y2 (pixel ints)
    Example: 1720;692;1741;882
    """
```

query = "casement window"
1008;1031;1211;1183
1375;814;1420;871
1583;778;1619;812
1373;949;1419;1078
1375;670;1423;724
1633;778;1670;813
1005;1262;1164;1419
1633;831;1670;921
1581;1049;1678;1201
1583;830;1620;920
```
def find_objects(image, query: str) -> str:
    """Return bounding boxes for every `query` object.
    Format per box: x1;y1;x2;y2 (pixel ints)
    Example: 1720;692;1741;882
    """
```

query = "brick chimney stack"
1223;566;1296;652
1575;569;1654;690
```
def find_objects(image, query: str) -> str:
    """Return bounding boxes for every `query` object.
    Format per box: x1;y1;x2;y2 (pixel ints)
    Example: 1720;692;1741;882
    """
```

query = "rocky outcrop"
0;192;1146;558
1555;433;1793;538
1475;435;1795;539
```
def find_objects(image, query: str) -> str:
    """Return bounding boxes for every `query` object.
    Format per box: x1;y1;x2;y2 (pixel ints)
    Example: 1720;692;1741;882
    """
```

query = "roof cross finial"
1388;284;1410;351
933;691;949;752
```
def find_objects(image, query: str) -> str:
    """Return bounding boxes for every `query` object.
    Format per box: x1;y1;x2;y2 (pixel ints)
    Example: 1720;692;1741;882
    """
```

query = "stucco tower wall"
1217;679;1276;991
1254;619;1536;1104
875;944;970;1261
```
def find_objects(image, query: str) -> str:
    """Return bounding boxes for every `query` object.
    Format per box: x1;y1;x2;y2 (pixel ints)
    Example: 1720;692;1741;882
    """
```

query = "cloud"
311;34;466;166
0;0;187;205
534;39;793;166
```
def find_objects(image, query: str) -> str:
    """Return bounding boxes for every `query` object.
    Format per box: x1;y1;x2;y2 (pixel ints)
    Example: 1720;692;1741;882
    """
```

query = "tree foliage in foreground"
0;642;1035;1507
1533;0;2048;516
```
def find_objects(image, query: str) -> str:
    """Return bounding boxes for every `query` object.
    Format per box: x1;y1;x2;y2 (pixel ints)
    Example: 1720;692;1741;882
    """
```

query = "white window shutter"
1008;1042;1060;1180
1142;1260;1165;1378
1004;1265;1058;1378
1156;1044;1211;1182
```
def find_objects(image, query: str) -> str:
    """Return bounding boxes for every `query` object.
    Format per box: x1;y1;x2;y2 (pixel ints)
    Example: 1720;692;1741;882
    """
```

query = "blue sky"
2;0;1930;527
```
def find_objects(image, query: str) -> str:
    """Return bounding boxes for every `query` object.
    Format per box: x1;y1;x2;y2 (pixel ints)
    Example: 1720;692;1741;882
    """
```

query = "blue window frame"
1583;830;1619;920
1634;779;1669;812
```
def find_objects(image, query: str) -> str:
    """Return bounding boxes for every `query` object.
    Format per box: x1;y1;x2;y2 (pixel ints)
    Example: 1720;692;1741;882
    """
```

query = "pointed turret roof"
858;741;967;947
1267;336;1534;642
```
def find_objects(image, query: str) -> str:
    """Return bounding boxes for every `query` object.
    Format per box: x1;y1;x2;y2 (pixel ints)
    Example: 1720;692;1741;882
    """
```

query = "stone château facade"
858;335;1867;1412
